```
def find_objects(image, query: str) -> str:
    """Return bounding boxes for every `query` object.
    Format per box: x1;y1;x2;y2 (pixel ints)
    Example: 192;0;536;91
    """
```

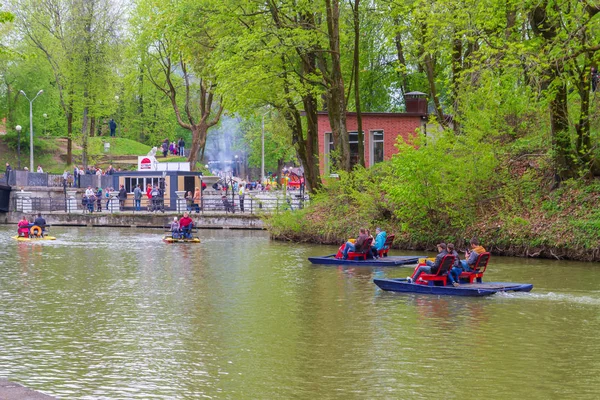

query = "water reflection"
0;226;599;399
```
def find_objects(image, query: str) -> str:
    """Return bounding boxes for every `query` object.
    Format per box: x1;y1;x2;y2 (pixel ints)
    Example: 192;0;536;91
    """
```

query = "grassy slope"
1;136;152;173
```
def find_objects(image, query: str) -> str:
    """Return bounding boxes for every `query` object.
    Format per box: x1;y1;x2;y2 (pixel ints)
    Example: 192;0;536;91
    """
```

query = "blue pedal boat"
308;255;424;267
373;278;533;297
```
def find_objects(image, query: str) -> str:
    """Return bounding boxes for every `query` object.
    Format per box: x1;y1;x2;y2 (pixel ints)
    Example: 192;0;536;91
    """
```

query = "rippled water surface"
1;225;600;399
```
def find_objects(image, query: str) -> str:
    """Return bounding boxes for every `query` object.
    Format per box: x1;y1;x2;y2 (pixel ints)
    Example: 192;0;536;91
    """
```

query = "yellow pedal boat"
13;235;56;241
162;235;201;244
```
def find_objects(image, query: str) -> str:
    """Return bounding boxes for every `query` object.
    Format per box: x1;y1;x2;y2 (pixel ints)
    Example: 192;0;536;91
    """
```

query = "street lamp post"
19;90;44;172
261;111;269;184
15;125;22;169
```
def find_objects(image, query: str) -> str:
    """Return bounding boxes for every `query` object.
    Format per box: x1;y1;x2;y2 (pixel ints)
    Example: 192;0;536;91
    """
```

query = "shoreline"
0;379;56;399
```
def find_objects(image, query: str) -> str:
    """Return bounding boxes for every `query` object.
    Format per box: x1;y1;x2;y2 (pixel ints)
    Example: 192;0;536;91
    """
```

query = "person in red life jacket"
17;216;31;237
179;212;194;238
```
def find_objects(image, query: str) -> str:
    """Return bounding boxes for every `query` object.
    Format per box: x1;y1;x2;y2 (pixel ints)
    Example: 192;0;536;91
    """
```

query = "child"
170;217;180;238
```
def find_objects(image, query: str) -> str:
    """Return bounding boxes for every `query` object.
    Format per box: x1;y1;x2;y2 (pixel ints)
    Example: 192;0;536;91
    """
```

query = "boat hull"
373;278;533;297
162;236;201;244
12;236;56;241
308;255;423;267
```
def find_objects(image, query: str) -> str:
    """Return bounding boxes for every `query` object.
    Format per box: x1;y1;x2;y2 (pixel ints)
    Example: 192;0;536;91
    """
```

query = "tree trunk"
322;0;350;172
424;52;446;128
575;61;600;175
188;123;208;171
81;106;89;168
450;34;462;133
550;80;576;180
393;19;409;97
67;110;73;165
530;4;578;181
353;0;365;167
89;116;96;137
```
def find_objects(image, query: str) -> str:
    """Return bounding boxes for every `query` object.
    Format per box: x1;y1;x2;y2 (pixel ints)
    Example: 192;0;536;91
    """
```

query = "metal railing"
8;193;309;215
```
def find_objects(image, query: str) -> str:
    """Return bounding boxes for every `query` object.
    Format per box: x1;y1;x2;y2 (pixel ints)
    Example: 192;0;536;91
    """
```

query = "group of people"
145;183;165;212
17;213;47;237
169;212;194;239
185;187;203;213
341;227;388;260
82;185;128;212
408;238;487;286
161;138;185;158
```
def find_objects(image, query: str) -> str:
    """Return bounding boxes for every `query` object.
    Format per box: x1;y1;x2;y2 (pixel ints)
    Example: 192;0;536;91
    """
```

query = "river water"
0;225;599;399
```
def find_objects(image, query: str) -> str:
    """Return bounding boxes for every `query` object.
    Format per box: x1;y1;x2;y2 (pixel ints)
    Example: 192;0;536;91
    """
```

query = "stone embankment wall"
1;211;264;230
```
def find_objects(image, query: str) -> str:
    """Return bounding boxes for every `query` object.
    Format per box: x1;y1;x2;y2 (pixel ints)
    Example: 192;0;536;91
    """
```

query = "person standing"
118;184;127;211
193;187;201;213
185;191;193;211
73;166;79;187
178;137;185;156
133;184;142;211
95;187;103;211
5;163;12;185
162;139;169;157
37;165;44;173
104;187;112;210
238;181;245;213
109;119;117;137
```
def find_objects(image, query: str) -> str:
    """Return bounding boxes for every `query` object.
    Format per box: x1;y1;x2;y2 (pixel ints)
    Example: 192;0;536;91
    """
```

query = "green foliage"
384;129;500;233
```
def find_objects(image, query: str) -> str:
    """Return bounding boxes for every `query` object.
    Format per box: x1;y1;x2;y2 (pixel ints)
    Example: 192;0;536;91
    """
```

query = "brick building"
317;92;429;175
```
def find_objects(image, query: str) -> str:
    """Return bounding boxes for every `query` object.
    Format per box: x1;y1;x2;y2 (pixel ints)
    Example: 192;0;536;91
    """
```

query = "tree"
133;0;224;170
12;0;123;167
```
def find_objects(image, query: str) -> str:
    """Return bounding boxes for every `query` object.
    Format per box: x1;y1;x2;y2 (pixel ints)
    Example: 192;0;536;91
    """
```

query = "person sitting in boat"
370;227;387;259
461;237;487;272
407;243;447;283
17;216;31;237
446;243;462;287
179;212;194;239
341;228;368;260
170;217;181;239
32;213;47;237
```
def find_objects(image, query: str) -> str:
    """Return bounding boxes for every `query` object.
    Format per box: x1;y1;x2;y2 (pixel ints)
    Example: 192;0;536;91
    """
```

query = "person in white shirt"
37;165;43;173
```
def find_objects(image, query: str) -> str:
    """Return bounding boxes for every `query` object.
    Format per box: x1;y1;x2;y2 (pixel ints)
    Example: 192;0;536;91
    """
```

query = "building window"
348;131;365;169
370;130;384;166
326;131;366;171
325;132;334;174
124;176;161;193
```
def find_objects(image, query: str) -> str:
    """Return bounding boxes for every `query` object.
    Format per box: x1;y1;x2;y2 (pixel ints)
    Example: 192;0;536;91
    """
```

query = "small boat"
308;254;423;267
162;235;201;244
12;235;56;241
373;278;533;297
